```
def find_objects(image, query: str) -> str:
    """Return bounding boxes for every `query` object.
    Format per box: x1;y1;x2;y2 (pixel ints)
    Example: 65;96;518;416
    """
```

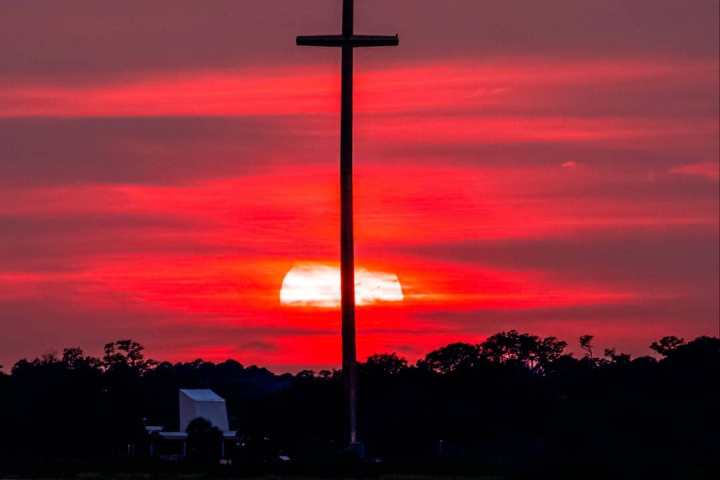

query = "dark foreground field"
0;477;501;480
1;332;718;478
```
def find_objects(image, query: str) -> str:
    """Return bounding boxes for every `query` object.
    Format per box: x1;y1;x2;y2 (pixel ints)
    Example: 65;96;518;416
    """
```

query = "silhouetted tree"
579;334;594;358
296;369;316;381
604;347;632;365
103;339;156;374
363;353;408;376
650;336;686;357
62;347;101;370
417;342;481;374
481;330;567;372
186;417;223;465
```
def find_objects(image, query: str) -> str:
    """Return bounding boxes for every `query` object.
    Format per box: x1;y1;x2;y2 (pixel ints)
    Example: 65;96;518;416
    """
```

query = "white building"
148;388;236;460
178;389;231;432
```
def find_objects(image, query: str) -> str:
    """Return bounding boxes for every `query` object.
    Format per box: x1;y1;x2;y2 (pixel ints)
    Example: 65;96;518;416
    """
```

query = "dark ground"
1;332;718;479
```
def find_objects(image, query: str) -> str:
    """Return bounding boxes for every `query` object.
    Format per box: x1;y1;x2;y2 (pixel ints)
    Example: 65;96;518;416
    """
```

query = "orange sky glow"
0;0;717;372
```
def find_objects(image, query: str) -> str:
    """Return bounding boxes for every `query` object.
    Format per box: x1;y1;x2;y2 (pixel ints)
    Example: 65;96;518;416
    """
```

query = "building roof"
159;431;188;440
179;388;225;402
179;388;230;432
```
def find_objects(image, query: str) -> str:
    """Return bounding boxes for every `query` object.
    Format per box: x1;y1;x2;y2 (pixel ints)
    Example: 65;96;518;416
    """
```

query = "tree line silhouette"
0;331;717;477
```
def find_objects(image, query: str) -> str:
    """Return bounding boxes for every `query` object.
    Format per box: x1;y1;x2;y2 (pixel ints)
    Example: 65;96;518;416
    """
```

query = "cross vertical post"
340;0;357;448
297;0;399;449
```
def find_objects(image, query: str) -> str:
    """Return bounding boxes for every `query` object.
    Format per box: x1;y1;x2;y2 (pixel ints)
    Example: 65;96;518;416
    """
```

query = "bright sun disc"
280;264;404;308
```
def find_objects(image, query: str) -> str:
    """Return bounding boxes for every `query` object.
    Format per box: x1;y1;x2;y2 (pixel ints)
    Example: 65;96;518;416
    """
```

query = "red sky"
1;0;718;372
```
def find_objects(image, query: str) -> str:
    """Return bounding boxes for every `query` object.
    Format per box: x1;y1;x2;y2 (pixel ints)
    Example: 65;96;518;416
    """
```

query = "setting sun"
280;264;404;308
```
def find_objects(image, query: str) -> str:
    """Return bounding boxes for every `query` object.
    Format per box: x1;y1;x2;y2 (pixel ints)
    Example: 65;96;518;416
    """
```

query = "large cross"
297;0;398;447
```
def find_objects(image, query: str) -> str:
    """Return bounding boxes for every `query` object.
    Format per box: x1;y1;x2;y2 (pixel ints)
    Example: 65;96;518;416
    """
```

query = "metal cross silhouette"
297;0;398;448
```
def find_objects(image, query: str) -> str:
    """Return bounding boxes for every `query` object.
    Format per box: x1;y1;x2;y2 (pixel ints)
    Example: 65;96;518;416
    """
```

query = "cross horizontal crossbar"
296;34;399;48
